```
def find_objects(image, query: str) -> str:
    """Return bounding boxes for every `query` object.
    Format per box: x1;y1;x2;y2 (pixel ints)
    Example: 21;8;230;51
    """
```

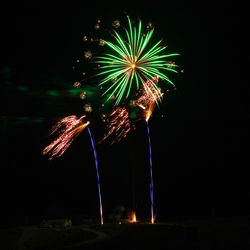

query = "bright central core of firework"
131;63;136;69
97;16;179;105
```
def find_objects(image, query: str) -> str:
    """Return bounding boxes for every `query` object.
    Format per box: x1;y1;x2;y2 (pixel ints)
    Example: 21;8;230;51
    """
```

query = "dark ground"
1;216;250;249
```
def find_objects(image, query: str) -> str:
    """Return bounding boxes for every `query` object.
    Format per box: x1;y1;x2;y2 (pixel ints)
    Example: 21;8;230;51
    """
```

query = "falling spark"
129;99;136;107
100;107;133;144
99;39;105;46
94;23;100;30
74;81;81;88
136;76;162;121
83;35;88;42
137;104;146;110
80;92;86;100
147;22;153;29
84;51;92;59
112;19;120;28
42;115;89;160
87;126;104;225
84;103;92;112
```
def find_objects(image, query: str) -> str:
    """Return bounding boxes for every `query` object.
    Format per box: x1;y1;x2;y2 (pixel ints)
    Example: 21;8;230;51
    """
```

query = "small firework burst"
147;22;153;29
94;23;100;30
100;107;134;144
83;35;88;42
84;50;92;59
43;115;89;160
136;76;163;121
99;39;105;46
80;92;86;100
97;16;179;105
74;81;81;88
84;103;92;112
112;19;120;28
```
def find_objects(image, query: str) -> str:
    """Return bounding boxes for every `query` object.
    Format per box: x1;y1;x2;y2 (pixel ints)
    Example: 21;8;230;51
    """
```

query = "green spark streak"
97;16;179;105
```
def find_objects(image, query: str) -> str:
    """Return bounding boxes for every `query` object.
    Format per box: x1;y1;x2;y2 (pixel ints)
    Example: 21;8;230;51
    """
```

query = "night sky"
1;3;248;226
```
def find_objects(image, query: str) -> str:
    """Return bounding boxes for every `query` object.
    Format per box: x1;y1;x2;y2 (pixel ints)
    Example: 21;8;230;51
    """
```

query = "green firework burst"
97;16;180;105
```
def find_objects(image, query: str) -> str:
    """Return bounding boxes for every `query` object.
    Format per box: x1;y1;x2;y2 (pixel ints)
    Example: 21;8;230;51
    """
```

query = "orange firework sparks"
132;212;137;223
136;76;163;121
43;115;89;160
151;215;155;224
100;107;134;144
129;211;137;223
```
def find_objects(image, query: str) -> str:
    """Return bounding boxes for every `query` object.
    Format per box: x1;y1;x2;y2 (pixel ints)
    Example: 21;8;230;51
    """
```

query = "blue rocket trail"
87;126;103;224
146;120;154;223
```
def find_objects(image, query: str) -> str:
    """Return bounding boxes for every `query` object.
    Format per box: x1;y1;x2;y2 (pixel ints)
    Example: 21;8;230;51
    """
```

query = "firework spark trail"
136;76;161;223
136;76;162;120
87;126;104;225
97;16;179;105
42;115;88;160
100;107;133;144
146;120;154;224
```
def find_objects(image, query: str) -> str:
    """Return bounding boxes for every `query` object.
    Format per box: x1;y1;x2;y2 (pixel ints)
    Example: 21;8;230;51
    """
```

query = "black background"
0;2;249;226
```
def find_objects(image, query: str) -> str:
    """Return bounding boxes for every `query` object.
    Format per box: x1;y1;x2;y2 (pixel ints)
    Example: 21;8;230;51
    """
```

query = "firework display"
43;115;104;224
43;14;180;224
99;106;134;144
135;76;162;223
97;16;179;105
136;76;162;119
42;115;89;160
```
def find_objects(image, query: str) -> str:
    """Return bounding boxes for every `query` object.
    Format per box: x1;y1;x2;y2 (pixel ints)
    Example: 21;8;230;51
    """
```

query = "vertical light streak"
131;211;137;223
87;126;104;225
146;120;154;224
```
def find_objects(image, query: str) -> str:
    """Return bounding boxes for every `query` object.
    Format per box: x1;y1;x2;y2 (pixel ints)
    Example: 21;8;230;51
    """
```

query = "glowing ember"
132;213;137;222
151;216;155;224
80;92;86;100
73;81;81;88
99;39;105;46
112;19;120;28
83;35;88;42
137;104;146;110
130;212;137;223
84;50;92;59
94;23;100;30
84;103;92;112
